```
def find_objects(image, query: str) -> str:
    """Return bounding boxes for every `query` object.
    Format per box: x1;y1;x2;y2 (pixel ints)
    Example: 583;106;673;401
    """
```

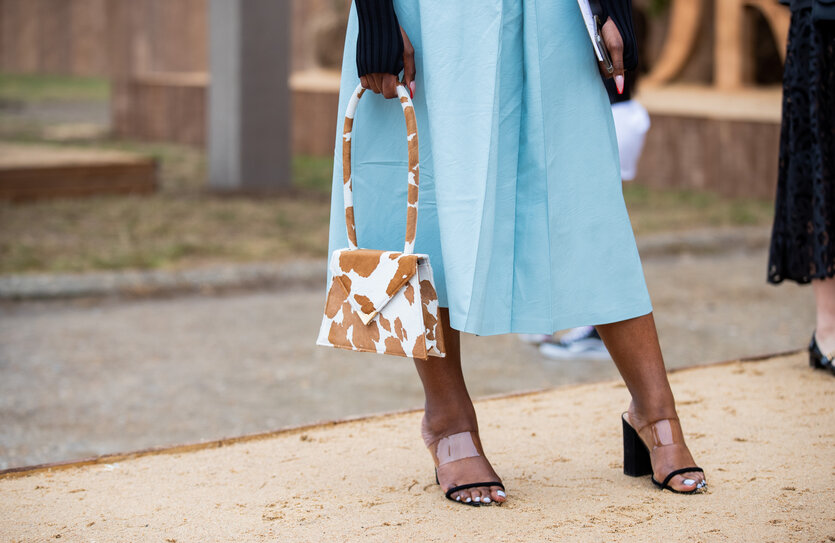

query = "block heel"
622;413;652;477
621;412;706;494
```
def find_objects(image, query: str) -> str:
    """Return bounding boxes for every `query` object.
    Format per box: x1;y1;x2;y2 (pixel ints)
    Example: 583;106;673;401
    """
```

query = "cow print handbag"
316;83;446;360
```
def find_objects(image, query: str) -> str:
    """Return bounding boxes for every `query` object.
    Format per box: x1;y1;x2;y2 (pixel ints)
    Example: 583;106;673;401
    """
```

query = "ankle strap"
431;431;481;466
636;417;684;449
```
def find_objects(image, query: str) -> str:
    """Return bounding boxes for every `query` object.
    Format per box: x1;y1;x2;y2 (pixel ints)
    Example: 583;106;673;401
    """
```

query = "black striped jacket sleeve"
354;0;405;77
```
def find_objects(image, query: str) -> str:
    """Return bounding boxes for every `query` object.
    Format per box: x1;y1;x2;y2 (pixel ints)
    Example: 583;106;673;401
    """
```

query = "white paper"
577;0;604;62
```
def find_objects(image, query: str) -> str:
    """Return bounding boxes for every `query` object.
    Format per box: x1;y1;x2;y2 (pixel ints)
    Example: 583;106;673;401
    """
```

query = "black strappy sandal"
435;469;505;506
429;431;505;506
622;413;706;494
809;333;835;375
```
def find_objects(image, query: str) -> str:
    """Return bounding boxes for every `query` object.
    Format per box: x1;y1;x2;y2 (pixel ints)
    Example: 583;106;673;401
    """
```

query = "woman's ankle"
627;399;678;428
814;325;835;353
421;405;478;447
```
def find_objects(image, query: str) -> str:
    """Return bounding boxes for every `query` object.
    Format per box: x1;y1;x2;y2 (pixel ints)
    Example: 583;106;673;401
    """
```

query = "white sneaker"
539;326;610;360
518;333;553;345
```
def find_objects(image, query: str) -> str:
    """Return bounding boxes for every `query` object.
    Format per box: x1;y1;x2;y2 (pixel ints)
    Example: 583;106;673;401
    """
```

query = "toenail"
465;498;472;503
473;496;481;502
482;497;491;503
456;496;461;501
682;479;696;485
496;490;506;498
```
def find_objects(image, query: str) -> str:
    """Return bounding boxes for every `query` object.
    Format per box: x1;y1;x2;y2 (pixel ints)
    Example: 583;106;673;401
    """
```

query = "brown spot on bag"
338;250;381;278
385;256;418;296
353;294;375;315
384;336;406;356
325;278;350;319
403;283;415;305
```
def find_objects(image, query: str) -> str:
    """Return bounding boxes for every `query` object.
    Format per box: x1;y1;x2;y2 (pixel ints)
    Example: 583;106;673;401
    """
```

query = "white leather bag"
316;83;446;360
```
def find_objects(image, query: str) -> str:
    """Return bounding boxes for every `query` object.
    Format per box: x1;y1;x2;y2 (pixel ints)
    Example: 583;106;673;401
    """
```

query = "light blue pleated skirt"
327;0;653;336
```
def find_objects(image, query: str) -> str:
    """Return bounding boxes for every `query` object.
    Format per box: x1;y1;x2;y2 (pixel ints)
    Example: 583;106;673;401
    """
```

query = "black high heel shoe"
622;413;706;494
808;333;835;375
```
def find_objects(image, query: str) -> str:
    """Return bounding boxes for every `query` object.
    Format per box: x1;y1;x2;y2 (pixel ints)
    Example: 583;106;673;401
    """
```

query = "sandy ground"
1;352;833;542
0;248;816;470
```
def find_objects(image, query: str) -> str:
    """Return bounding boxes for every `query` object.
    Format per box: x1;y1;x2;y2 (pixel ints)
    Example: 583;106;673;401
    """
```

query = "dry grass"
0;145;332;275
0;74;109;102
623;184;774;235
0;159;774;275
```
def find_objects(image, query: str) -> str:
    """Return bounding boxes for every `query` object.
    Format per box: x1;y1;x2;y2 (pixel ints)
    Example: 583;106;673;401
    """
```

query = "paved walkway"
0;242;814;471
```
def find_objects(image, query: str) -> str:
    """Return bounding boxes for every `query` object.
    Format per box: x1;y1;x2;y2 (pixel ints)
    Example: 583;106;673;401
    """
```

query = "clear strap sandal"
621;413;706;494
428;431;504;506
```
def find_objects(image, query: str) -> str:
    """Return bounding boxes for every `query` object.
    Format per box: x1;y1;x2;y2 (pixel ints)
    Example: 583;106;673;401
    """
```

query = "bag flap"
330;249;420;325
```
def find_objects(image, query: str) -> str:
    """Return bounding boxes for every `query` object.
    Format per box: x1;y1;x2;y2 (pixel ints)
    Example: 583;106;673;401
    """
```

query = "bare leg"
813;278;835;354
415;308;505;504
596;313;706;492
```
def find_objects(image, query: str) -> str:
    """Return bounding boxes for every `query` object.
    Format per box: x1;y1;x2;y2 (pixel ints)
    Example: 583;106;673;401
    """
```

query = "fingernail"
682;479;696;486
482;497;491;504
473;496;481;502
410;81;416;98
496;490;506;498
465;497;472;503
615;75;624;95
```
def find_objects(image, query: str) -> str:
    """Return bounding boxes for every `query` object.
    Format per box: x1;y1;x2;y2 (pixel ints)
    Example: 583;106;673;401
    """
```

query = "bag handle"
342;83;420;255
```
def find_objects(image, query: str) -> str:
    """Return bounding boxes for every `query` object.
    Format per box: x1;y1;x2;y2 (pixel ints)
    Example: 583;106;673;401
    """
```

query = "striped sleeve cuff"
355;0;405;77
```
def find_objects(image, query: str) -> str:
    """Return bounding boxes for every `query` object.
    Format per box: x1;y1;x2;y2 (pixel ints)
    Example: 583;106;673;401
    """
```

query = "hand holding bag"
316;83;446;360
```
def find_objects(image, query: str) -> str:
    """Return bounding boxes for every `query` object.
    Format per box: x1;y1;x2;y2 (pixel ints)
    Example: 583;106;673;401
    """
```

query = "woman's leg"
596;312;706;492
813;278;835;354
415;308;506;503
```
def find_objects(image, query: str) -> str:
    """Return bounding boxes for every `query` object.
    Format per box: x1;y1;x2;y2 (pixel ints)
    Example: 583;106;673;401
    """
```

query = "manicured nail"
496;490;506;498
482;497;491;504
464;497;472;503
615;75;624;95
682;479;696;486
473;496;481;502
410;81;416;98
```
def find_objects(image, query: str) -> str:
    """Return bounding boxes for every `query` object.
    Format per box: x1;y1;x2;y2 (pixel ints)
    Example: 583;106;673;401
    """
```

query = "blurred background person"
767;0;835;375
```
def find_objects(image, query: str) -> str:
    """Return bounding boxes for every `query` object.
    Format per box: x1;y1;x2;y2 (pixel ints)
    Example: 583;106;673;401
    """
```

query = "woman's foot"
625;402;706;493
422;411;506;505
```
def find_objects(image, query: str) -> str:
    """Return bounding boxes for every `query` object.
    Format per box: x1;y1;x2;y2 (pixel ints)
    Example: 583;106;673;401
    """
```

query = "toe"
473;487;490;503
671;474;700;492
458;489;474;505
491;486;506;503
477;487;494;504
